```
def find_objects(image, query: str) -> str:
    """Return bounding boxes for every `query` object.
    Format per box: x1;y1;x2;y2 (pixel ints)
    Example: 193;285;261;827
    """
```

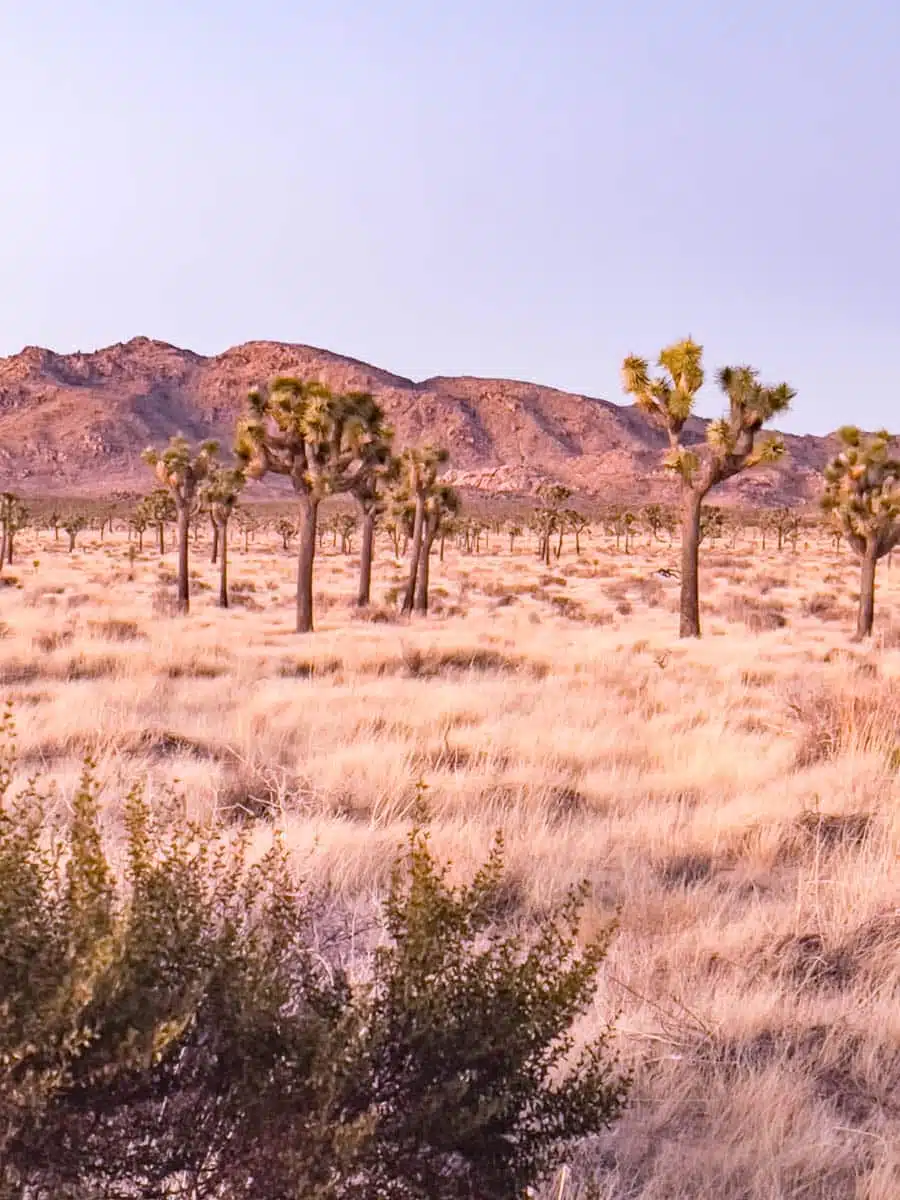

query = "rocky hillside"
0;337;833;504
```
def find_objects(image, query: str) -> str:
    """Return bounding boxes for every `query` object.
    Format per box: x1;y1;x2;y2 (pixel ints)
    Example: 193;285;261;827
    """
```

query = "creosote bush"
0;719;627;1199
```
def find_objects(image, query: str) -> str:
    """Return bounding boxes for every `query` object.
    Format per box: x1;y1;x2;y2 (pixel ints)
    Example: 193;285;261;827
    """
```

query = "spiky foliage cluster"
0;715;627;1198
822;427;900;557
623;344;793;491
142;434;219;500
236;381;384;497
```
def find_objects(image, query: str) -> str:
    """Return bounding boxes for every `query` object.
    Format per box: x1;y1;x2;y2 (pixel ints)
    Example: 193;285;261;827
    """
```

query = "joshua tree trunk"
138;530;144;553
176;505;190;614
680;489;703;638
7;533;13;565
157;523;165;555
415;525;437;614
856;542;878;640
68;531;76;553
357;508;376;607
401;494;426;614
296;495;319;633
211;520;219;565
0;528;6;573
218;519;229;609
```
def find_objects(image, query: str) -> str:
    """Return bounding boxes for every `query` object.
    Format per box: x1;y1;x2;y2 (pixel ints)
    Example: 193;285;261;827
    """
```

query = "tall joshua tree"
345;394;394;608
201;466;245;609
822;427;900;639
415;482;460;613
237;380;378;633
142;436;218;614
397;446;449;615
622;340;795;637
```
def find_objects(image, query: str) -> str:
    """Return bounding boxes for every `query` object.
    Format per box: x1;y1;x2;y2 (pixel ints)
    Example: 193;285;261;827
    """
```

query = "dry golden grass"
3;521;900;1198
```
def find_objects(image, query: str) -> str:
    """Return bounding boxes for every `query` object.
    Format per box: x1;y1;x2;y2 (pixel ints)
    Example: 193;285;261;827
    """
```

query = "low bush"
0;717;627;1198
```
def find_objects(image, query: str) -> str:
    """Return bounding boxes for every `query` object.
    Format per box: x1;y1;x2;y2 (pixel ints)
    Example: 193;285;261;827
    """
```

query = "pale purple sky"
2;0;898;433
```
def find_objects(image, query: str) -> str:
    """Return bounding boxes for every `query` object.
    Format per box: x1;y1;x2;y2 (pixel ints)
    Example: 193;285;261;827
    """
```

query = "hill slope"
0;337;832;503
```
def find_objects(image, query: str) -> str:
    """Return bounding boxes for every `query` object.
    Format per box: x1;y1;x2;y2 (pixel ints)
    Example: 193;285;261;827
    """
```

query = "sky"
1;0;898;434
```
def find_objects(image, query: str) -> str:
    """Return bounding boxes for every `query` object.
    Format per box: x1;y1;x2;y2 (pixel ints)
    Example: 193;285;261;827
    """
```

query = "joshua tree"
237;380;381;633
698;506;725;545
410;483;459;613
128;507;149;553
142;436;219;615
341;394;394;607
606;507;637;554
530;484;571;566
235;509;259;552
334;513;356;554
275;516;296;552
140;489;177;555
622;340;795;637
822;427;900;639
384;519;403;559
394;446;450;615
507;522;523;554
562;511;589;556
0;494;28;566
201;465;245;609
62;513;87;553
47;508;62;543
767;506;798;552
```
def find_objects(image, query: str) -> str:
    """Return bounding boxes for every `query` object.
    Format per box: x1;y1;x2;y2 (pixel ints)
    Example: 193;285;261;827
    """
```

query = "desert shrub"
151;584;180;617
787;679;900;767
32;628;74;654
801;592;850;622
87;617;145;642
0;722;627;1199
721;593;787;631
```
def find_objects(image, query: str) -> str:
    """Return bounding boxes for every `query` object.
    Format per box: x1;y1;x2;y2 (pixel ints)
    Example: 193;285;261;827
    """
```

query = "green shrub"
0;714;627;1198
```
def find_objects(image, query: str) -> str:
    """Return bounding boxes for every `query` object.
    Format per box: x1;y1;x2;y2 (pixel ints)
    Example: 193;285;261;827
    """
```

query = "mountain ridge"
0;337;834;504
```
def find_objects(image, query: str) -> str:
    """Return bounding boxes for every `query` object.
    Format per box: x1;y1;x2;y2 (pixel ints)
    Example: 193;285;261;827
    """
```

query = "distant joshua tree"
415;483;460;613
143;435;219;615
201;466;245;609
396;446;450;615
62;513;87;553
275;516;296;552
822;426;900;639
0;494;28;566
623;339;794;637
530;484;571;566
237;381;383;632
140;489;177;555
128;507;149;553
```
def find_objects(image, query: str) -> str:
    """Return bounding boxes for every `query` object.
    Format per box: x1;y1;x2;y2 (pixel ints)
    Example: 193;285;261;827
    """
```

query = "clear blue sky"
2;0;898;434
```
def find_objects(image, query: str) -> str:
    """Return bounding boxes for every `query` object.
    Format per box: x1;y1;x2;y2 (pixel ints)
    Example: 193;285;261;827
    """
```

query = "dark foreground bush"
0;715;627;1199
